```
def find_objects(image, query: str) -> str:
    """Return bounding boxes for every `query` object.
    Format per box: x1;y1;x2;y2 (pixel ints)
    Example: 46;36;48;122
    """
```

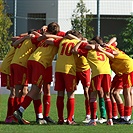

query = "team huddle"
0;22;133;126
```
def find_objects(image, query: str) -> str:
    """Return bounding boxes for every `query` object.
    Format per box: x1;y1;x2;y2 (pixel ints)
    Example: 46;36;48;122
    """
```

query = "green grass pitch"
0;94;133;133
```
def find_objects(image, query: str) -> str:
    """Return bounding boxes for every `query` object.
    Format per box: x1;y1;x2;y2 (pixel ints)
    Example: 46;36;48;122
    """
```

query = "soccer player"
76;55;91;123
110;74;124;124
97;89;107;124
0;36;29;124
105;37;133;124
95;36;133;124
1;46;16;123
9;30;43;125
64;34;107;124
13;22;65;124
31;23;65;124
44;30;84;125
72;39;114;126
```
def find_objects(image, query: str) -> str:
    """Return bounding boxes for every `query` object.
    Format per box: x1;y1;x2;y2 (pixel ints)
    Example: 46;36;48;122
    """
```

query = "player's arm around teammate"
72;39;114;126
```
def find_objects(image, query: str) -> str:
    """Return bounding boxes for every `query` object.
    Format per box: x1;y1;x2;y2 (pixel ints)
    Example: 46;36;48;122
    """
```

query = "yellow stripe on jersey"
36;75;43;87
11;39;36;68
7;75;10;88
28;44;58;68
128;74;132;87
72;78;77;90
22;73;26;85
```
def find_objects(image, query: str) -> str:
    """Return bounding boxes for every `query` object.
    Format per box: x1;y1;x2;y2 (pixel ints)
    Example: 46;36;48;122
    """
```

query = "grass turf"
0;94;133;133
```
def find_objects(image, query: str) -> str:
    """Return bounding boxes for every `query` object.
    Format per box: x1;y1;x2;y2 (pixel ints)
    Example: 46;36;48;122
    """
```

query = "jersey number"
97;52;105;61
60;42;75;56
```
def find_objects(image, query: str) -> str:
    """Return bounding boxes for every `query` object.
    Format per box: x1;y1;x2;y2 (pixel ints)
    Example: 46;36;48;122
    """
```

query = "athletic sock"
90;98;97;119
19;96;25;103
85;99;91;116
20;95;32;110
105;98;112;119
43;95;51;117
99;97;106;118
124;106;131;121
112;102;118;118
33;99;43;119
117;103;124;118
6;97;14;118
56;96;64;121
14;97;21;110
67;98;75;122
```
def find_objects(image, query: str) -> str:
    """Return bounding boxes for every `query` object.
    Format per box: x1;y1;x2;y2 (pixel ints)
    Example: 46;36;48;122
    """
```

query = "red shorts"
1;72;14;88
111;74;123;89
27;60;52;88
90;74;111;92
54;72;77;92
122;71;133;88
76;69;91;87
10;64;28;86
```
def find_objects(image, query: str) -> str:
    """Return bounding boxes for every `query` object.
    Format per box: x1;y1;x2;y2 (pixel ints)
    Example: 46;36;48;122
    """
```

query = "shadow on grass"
0;120;85;126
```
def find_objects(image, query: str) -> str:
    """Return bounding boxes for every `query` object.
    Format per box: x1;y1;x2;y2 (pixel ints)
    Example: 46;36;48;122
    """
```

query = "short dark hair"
65;30;83;39
28;29;36;34
47;22;60;35
91;36;103;45
88;40;97;45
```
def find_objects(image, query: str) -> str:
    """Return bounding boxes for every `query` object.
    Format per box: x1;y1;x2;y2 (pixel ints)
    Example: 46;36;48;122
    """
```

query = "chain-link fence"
5;0;132;35
4;0;133;57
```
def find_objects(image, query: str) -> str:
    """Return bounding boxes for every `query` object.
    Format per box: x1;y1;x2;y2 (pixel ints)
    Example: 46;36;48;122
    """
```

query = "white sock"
37;113;43;119
19;106;25;113
124;116;131;121
86;115;91;119
113;116;118;119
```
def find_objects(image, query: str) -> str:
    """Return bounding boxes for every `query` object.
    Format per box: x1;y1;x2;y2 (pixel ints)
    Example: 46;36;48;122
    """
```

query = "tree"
0;0;12;60
71;0;94;40
119;16;133;57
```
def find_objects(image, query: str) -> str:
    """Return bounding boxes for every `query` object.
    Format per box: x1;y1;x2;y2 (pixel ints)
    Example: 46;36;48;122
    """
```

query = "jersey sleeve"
77;42;88;57
31;36;39;46
105;46;114;54
53;38;63;47
111;42;117;47
57;31;66;37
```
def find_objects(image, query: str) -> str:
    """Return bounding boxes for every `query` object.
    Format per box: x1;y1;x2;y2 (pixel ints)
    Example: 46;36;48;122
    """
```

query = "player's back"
56;38;80;75
11;39;36;67
1;47;16;74
86;49;111;78
109;45;133;74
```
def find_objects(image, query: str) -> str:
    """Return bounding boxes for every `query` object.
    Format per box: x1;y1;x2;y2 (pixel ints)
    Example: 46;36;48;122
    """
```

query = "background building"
5;0;133;38
1;0;132;94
